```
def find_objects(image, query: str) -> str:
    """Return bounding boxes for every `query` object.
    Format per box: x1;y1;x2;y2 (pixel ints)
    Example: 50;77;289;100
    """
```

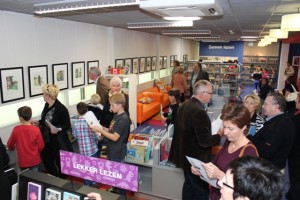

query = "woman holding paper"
32;84;73;178
191;104;258;200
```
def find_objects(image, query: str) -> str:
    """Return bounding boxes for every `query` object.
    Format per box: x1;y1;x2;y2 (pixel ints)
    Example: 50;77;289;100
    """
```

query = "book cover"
27;182;42;200
45;188;62;200
63;191;81;200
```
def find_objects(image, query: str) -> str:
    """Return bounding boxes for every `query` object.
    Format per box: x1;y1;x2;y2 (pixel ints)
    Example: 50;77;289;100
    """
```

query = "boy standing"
72;102;101;187
7;106;44;171
91;93;130;195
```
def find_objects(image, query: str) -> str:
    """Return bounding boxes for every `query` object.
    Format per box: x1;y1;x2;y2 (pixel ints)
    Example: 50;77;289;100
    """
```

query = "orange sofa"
136;86;171;124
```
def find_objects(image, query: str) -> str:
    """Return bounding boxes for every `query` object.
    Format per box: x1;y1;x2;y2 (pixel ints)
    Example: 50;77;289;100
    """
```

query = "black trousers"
182;171;209;200
41;142;64;178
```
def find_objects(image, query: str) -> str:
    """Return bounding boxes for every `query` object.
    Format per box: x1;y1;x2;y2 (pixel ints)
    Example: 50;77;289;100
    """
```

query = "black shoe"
106;187;119;194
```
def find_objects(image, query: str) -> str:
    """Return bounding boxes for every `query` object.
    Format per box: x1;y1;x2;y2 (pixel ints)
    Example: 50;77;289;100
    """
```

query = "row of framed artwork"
0;60;99;104
114;55;178;74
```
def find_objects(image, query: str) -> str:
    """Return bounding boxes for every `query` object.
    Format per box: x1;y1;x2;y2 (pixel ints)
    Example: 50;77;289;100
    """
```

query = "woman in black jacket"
0;137;11;200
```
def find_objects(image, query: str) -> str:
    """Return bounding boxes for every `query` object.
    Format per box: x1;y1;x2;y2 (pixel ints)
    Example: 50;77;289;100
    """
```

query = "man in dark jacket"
190;62;209;96
169;80;222;200
250;93;295;170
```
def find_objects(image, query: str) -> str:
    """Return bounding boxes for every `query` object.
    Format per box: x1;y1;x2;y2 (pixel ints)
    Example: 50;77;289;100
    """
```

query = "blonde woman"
32;84;72;178
243;94;264;136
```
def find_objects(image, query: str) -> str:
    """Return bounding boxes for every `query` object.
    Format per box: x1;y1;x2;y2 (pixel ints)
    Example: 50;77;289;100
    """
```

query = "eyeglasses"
203;91;213;95
218;176;234;190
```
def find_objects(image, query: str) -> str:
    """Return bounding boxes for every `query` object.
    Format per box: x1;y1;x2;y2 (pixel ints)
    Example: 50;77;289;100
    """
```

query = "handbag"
285;84;298;102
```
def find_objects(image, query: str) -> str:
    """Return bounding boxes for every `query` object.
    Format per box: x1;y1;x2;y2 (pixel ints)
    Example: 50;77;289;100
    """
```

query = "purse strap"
290;84;297;92
239;143;259;157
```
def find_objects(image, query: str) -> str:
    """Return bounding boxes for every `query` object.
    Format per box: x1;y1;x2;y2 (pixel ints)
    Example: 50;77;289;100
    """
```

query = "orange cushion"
155;80;168;93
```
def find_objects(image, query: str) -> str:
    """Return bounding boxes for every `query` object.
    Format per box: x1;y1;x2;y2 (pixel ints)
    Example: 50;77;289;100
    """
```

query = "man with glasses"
169;80;222;200
219;156;284;200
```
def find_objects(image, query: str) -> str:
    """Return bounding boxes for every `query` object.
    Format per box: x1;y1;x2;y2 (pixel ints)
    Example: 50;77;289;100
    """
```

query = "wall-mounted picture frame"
123;58;132;74
174;55;178;60
152;56;157;71
163;56;167;69
0;67;25;103
87;60;99;84
159;56;163;70
140;57;146;73
183;54;188;62
146;57;152;72
115;59;124;68
292;56;300;66
170;55;175;67
132;57;139;74
52;63;68;90
71;61;85;88
28;65;48;97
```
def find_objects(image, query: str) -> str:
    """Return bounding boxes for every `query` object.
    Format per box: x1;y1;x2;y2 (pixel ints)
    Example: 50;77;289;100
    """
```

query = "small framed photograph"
174;55;178;60
163;56;167;69
159;56;163;70
170;55;175;67
152;56;157;71
183;54;188;62
87;60;99;84
0;67;25;103
71;61;85;88
52;63;68;90
28;65;48;97
124;58;132;74
292;56;300;66
146;57;152;72
132;57;139;74
115;59;124;68
140;57;146;73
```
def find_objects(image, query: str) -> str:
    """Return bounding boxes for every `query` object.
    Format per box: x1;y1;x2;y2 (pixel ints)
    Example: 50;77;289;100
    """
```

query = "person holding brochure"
90;93;130;195
72;102;101;187
192;104;258;200
169;80;222;200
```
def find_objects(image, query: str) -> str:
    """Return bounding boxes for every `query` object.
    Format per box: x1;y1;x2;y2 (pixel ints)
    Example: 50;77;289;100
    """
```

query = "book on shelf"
27;182;42;200
63;191;81;200
45;188;62;200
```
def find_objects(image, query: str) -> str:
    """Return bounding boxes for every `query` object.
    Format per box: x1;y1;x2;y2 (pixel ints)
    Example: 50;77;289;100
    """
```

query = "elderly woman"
192;104;259;200
102;77;129;127
243;94;264;136
33;84;72;178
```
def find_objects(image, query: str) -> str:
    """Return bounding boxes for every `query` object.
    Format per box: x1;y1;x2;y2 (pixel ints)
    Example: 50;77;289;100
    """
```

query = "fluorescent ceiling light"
163;17;202;21
264;35;277;42
127;21;193;29
199;40;229;43
35;0;140;14
240;36;258;39
182;35;220;39
281;13;300;31
269;29;288;39
162;30;211;35
241;38;258;42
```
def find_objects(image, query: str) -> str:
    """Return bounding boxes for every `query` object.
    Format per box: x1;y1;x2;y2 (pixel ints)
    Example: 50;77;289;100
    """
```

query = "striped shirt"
72;117;100;156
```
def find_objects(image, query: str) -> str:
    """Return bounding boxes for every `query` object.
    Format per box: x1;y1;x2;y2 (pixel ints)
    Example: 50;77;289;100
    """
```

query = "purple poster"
60;150;139;192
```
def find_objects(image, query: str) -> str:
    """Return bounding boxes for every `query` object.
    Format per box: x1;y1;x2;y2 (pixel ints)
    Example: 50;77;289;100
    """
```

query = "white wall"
244;42;279;56
0;11;196;143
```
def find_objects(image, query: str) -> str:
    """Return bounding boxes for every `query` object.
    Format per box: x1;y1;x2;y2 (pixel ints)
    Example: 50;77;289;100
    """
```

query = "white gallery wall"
0;10;198;142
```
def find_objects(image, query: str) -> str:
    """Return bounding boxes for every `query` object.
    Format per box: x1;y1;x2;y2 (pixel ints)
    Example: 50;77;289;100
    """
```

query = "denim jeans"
182;171;209;200
20;164;40;172
83;150;100;186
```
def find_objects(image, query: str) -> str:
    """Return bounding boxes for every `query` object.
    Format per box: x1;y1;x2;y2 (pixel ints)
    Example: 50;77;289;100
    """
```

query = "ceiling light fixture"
264;35;277;43
182;35;220;39
163;16;202;21
198;39;229;43
281;13;300;31
35;0;140;14
127;21;193;29
240;36;259;39
269;29;288;39
162;30;211;35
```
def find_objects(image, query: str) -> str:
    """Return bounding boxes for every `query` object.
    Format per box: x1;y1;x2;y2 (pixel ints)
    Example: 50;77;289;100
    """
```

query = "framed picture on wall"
174;55;178;60
146;57;152;72
183;54;188;62
140;57;146;73
132;57;139;74
152;56;157;71
170;55;175;67
71;61;85;88
292;56;300;66
159;56;163;70
115;59;124;68
52;63;68;90
124;58;132;74
163;56;167;69
87;60;99;84
28;65;48;97
0;67;25;103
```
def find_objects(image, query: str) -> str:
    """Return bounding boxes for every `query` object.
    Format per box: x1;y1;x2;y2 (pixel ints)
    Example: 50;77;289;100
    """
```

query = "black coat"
168;97;221;171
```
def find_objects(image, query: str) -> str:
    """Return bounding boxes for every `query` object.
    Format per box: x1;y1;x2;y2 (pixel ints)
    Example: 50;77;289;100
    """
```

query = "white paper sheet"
84;111;102;136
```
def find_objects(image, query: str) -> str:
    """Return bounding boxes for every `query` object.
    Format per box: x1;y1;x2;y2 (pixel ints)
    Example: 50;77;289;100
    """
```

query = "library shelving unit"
242;55;279;85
